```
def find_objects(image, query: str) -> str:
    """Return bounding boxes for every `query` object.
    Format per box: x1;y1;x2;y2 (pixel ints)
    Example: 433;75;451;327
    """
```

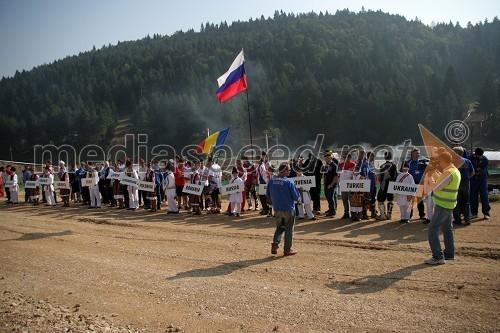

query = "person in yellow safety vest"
426;152;461;265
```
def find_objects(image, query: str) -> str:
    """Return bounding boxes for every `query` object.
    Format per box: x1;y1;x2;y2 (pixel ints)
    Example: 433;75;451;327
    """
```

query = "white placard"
221;182;243;196
81;177;98;187
182;183;204;195
54;181;70;190
291;176;316;189
4;180;15;188
24;181;38;189
387;181;420;196
120;176;139;188
339;180;371;192
107;172;122;180
38;177;53;186
258;184;267;195
137;181;155;192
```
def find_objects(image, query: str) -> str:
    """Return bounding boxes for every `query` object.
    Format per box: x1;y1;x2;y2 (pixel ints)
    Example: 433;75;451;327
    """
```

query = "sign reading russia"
339;180;371;192
387;182;420;196
221;182;242;196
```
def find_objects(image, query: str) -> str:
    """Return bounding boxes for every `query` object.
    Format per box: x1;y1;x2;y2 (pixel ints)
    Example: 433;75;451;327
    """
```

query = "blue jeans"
428;204;454;260
470;178;490;215
272;211;296;252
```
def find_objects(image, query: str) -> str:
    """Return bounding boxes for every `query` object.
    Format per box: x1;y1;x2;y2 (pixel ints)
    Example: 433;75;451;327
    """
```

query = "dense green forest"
0;9;499;161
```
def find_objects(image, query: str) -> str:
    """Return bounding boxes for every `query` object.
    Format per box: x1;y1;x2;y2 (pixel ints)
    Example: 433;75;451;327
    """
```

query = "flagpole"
246;90;254;162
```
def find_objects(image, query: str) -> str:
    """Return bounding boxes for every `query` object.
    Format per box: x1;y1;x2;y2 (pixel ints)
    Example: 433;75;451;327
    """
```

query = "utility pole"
9;145;13;162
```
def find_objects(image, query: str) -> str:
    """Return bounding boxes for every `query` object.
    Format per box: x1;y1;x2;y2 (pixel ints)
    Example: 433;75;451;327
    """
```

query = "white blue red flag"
216;49;247;103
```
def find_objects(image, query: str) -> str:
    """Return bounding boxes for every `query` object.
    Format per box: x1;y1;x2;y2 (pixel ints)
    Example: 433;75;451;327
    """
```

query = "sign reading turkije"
221;182;243;195
387;181;420;196
182;183;204;195
339;180;371;192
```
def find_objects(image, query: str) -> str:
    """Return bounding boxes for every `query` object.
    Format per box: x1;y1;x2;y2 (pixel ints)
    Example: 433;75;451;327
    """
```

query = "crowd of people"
0;145;493;260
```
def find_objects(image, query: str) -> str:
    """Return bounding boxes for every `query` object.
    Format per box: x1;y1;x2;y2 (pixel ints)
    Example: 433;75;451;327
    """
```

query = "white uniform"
43;173;55;206
163;171;178;212
125;169;139;209
87;169;101;208
229;176;244;214
395;171;415;220
9;173;19;203
423;170;440;220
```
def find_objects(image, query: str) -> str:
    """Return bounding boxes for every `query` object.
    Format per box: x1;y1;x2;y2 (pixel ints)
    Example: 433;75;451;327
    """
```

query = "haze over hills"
0;9;499;162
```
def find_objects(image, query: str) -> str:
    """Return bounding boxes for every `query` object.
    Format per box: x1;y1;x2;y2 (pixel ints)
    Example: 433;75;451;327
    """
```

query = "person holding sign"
41;167;55;206
8;167;19;204
422;159;441;224
124;160;139;211
296;171;316;221
268;162;300;256
395;161;415;224
426;152;461;265
112;160;125;209
86;162;101;209
163;163;178;214
349;166;364;222
58;161;71;207
339;153;356;219
143;163;157;212
228;167;244;217
29;167;40;206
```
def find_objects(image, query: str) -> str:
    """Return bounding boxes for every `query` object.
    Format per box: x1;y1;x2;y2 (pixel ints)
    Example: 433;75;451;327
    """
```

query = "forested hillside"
1;9;499;160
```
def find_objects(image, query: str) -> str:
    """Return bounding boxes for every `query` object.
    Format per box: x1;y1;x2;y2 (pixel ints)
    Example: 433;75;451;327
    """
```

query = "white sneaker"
426;257;445;265
484;214;490;220
471;214;478;219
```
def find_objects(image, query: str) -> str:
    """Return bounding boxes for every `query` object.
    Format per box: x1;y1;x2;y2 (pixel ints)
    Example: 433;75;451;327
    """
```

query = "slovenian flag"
196;127;231;155
216;50;247;103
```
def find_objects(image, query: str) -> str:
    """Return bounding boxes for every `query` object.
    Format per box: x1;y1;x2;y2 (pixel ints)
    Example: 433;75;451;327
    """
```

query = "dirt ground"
0;195;498;333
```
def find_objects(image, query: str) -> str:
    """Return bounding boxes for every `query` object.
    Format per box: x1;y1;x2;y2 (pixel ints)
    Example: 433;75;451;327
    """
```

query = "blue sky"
0;0;497;78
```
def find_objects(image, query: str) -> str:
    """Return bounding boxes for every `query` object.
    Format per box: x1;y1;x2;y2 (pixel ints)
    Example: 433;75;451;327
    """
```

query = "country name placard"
4;180;15;188
387;182;420;196
81;177;98;187
291;176;316;189
182;183;204;195
24;181;38;189
107;172;123;180
120;176;139;188
137;181;155;192
38;177;53;186
258;184;267;195
221;183;243;195
54;181;70;190
339;179;371;192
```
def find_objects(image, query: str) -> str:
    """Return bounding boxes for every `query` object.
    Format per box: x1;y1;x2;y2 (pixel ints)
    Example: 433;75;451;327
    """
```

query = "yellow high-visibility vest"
432;166;461;209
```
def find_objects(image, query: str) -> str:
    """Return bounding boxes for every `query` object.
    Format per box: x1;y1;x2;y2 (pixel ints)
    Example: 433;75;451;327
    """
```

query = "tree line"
0;9;499;161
